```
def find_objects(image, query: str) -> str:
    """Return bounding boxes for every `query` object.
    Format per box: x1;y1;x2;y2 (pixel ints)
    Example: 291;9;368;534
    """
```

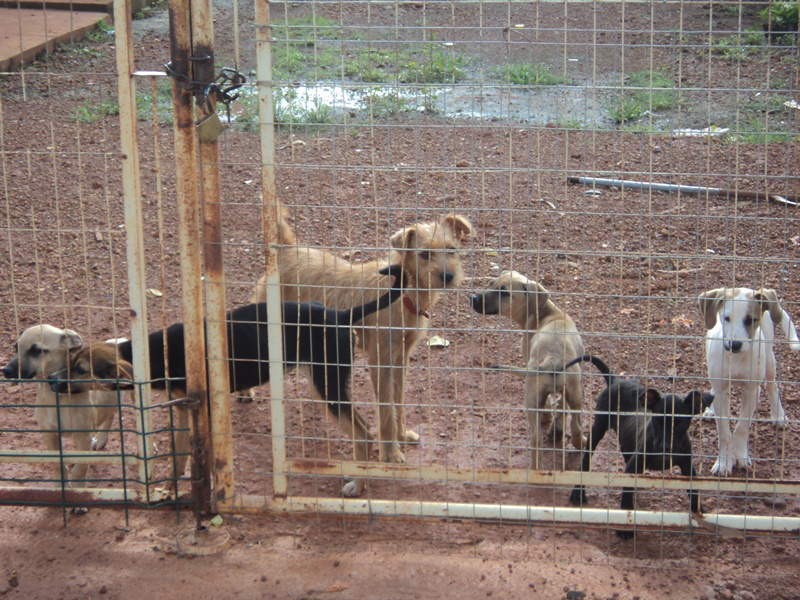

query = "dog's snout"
470;293;484;312
724;340;744;353
442;271;455;285
1;359;17;379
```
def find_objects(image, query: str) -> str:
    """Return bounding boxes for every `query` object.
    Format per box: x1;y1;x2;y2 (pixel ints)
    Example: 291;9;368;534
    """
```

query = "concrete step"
0;0;112;12
0;8;110;71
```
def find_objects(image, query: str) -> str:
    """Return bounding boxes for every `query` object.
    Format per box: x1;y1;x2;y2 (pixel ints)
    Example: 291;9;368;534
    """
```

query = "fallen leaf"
146;288;163;299
326;582;349;593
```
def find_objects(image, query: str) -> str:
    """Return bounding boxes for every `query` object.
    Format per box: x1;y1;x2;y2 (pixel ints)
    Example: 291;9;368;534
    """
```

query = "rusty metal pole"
168;0;212;518
254;0;287;498
113;0;156;492
189;0;234;511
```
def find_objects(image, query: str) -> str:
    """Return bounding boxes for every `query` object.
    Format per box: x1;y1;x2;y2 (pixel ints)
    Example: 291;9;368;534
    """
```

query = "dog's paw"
615;529;635;540
702;406;716;419
771;411;788;429
91;436;108;451
401;430;420;445
342;479;364;498
380;444;406;464
569;488;587;506
711;457;734;477
71;506;89;515
236;393;255;404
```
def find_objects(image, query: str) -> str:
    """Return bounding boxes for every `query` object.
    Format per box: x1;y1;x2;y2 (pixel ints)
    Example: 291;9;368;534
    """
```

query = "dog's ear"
754;288;783;326
525;280;551;314
684;390;711;415
101;357;135;390
390;226;417;250
60;329;83;350
698;289;726;330
442;214;472;242
638;388;662;408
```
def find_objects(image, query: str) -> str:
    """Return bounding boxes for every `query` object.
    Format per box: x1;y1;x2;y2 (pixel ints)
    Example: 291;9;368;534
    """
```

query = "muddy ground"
1;1;799;598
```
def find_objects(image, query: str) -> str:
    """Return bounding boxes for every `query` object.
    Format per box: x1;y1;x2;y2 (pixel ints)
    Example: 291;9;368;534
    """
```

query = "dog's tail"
778;308;800;351
337;265;406;325
562;354;616;387
276;204;297;246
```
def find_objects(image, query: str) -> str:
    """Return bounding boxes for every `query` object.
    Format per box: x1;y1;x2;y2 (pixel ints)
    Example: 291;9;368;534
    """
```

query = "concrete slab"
0;8;110;72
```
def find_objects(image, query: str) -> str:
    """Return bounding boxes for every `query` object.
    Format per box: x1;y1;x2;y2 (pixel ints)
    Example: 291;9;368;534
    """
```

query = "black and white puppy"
50;265;407;496
565;354;713;539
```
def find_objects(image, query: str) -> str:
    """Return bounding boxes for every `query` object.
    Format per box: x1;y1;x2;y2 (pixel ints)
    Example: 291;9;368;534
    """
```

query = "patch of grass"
495;63;566;86
134;0;167;19
603;94;644;124
85;19;113;43
626;70;678;111
342;48;396;83
710;31;765;60
360;89;408;118
732;117;797;143
272;14;342;44
273;88;334;129
71;98;119;123
136;79;175;124
397;43;466;84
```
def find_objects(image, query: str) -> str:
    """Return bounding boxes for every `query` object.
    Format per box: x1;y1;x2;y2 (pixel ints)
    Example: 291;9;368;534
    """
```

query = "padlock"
196;111;226;143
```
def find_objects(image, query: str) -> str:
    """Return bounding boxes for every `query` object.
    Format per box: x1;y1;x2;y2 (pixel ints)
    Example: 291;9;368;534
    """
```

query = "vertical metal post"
168;0;212;516
255;0;287;498
113;0;155;491
190;0;234;511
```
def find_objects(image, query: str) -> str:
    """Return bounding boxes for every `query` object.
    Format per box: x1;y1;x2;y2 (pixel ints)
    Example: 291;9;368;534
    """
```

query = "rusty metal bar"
255;0;287;499
287;459;800;497
168;0;211;515
113;0;155;492
190;0;234;513
0;451;137;466
230;495;800;536
0;485;175;506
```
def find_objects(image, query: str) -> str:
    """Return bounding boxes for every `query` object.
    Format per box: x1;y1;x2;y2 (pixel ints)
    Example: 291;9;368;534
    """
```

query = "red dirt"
1;1;799;599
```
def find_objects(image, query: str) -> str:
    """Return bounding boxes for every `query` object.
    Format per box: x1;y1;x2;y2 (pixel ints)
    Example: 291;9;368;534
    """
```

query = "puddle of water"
226;75;686;130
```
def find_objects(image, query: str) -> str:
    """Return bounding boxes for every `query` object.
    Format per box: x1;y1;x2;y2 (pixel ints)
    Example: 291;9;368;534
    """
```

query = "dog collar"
403;295;430;319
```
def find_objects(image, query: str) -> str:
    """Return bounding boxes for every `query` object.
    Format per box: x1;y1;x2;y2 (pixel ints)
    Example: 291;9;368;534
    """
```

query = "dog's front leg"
369;363;403;464
681;461;702;514
731;383;758;471
617;456;643;540
765;349;787;428
41;430;70;488
710;387;734;476
393;362;420;445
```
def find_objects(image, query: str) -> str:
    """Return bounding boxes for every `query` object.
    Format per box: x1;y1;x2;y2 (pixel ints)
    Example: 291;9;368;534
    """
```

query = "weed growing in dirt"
360;89;408;118
710;31;765;60
71;99;119;123
603;94;645;124
85;19;113;43
495;63;566;86
398;43;466;83
135;79;175;124
626;70;678;111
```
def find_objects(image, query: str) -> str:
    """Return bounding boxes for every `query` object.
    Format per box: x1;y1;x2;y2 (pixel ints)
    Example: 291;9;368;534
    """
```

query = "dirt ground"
1;1;800;598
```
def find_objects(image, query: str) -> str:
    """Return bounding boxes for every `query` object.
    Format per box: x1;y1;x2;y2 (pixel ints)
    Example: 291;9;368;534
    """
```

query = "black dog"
565;354;713;539
50;265;406;495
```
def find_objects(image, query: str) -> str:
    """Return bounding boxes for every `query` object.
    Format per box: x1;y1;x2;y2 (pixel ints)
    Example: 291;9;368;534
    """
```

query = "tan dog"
253;210;472;496
471;271;586;469
1;325;125;489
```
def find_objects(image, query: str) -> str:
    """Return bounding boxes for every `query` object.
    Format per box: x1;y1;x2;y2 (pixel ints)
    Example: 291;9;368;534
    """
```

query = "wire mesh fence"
1;0;799;550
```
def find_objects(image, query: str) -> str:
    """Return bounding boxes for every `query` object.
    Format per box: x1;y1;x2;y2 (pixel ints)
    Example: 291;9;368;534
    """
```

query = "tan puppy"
471;271;586;469
1;325;125;489
253;209;472;496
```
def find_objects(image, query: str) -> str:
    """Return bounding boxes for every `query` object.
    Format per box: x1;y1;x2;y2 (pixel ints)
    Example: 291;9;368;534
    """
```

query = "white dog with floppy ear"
698;287;800;476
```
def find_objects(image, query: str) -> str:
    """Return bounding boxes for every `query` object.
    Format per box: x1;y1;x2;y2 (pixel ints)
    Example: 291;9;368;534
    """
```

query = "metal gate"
1;0;799;541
